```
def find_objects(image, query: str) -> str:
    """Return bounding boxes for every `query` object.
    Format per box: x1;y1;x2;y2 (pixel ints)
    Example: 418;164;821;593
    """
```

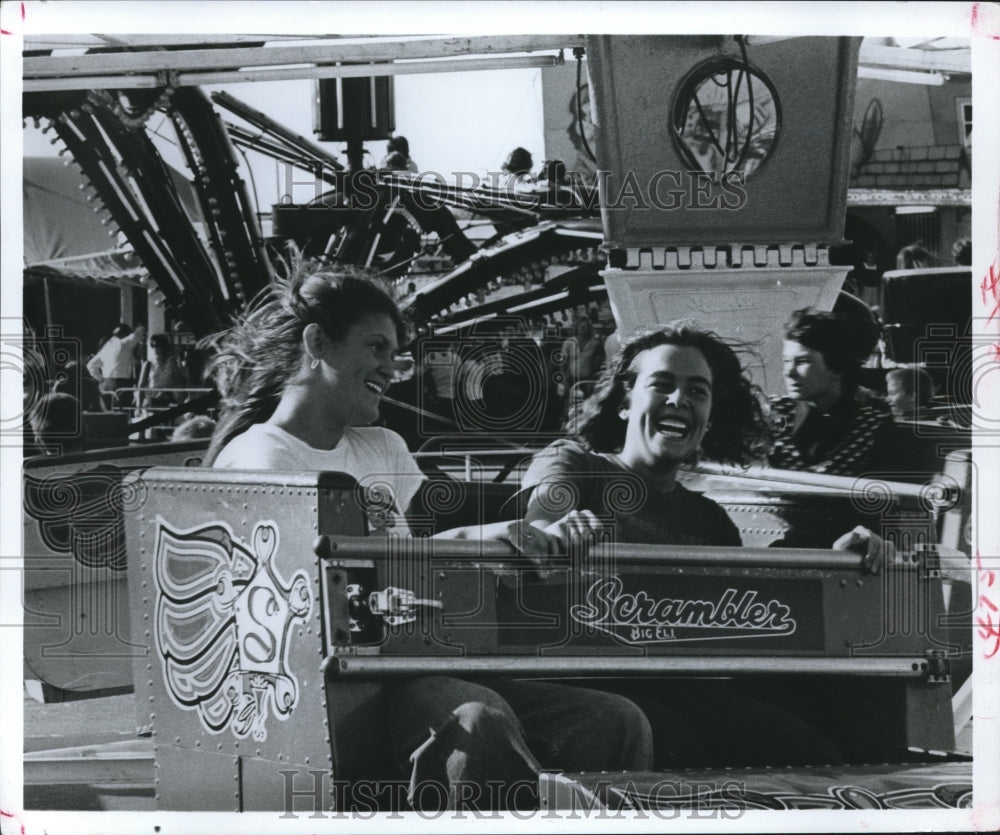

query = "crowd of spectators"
22;322;216;455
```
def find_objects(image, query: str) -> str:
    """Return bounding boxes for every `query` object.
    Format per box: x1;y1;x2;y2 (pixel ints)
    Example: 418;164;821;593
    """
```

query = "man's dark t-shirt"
520;439;741;546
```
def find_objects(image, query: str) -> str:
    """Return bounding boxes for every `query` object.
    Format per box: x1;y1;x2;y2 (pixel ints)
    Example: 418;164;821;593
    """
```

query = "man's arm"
85;352;103;381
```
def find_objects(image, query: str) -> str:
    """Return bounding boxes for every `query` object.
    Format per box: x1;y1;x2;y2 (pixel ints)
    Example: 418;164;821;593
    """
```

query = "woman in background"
138;333;189;410
769;308;895;477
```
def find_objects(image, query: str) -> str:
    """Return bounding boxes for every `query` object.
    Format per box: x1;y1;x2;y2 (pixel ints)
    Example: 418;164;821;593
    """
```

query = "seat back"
124;466;382;811
22;441;209;701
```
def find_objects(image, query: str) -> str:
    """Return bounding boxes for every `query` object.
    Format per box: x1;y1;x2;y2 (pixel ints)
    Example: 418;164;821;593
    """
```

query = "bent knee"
600;694;654;769
603;693;653;735
452;701;519;737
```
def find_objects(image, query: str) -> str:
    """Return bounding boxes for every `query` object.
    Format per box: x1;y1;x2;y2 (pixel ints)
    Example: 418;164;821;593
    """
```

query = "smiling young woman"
203;262;425;534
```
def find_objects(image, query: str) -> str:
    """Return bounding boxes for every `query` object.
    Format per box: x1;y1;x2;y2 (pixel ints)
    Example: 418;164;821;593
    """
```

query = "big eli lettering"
570;576;797;644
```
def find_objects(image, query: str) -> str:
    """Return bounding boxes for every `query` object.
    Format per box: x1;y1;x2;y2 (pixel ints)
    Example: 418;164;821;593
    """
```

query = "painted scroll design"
153;518;312;741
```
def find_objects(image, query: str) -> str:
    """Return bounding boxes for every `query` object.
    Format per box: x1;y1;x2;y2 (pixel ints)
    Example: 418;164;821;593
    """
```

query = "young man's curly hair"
572;325;771;466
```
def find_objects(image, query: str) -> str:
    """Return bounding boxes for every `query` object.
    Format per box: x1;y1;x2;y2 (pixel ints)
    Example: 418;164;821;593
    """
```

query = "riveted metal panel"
319;537;953;662
23;443;208;697
125;467;364;809
155;745;240;811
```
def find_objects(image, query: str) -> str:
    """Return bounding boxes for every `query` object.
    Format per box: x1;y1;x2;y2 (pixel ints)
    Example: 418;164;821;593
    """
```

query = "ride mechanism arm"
25;87;274;339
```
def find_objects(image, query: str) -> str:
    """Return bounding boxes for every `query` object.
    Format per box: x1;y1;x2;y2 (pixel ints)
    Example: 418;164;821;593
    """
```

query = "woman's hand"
832;525;896;574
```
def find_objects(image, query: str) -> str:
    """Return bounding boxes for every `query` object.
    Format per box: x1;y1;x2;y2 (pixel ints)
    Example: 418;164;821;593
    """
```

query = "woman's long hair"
573;325;771;466
202;260;408;466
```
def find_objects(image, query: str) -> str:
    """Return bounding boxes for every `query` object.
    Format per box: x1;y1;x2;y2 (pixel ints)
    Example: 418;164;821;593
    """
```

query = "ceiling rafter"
23;34;581;77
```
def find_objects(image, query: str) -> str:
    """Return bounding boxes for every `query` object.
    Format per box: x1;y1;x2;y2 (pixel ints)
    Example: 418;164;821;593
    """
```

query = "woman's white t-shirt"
213;423;426;535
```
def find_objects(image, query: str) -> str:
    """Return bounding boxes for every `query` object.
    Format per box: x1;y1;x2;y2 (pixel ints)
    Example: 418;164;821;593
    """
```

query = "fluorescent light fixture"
895;205;938;215
858;66;946;86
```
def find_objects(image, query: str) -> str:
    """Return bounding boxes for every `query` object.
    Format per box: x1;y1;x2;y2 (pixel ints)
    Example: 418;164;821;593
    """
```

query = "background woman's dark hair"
111;323;132;339
387;135;410;157
573;325;771;466
783;307;863;394
202;260;408;466
503;147;533;176
896;243;934;270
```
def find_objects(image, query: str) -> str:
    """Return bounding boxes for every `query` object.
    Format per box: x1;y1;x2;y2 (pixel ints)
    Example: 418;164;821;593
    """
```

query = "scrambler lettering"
570;577;796;644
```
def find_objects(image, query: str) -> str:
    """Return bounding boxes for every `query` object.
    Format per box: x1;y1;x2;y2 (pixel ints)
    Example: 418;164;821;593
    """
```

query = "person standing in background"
422;344;459;427
561;317;604;391
86;323;145;411
950;238;972;266
380;135;418;172
895;243;933;270
137;333;189;410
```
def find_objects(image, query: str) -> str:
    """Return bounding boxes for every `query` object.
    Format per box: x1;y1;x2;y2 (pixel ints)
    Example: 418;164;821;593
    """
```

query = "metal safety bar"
413;447;536;460
327;655;931;679
315;534;868;571
693;460;931;500
410;441;963;495
111;387;214;409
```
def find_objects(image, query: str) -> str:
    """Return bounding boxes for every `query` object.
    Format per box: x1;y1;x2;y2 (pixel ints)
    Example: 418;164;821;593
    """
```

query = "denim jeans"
385;676;653;810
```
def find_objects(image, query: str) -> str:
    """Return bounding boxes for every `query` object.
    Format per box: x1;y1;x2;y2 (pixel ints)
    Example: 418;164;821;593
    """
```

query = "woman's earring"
310;357;320;370
618;409;629;421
